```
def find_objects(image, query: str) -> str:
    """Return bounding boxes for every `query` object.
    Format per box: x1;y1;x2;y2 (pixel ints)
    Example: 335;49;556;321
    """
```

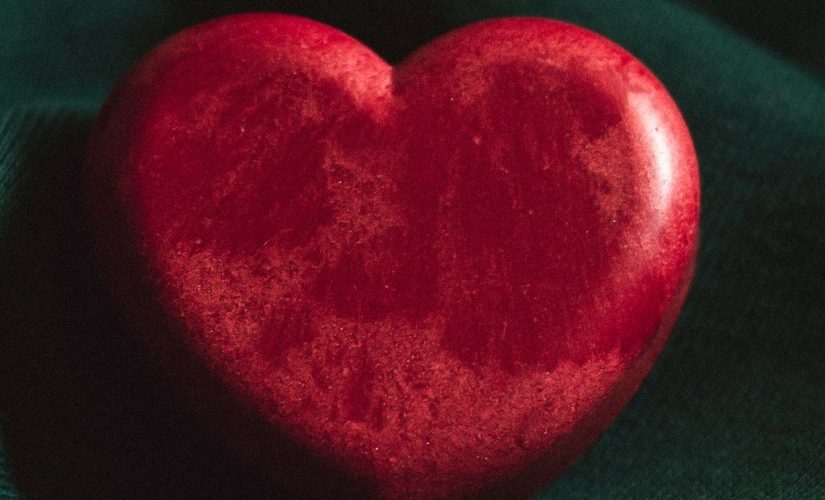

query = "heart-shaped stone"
86;13;699;499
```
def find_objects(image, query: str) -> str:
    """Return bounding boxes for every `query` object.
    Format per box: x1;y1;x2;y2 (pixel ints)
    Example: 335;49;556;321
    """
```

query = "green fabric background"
2;1;824;498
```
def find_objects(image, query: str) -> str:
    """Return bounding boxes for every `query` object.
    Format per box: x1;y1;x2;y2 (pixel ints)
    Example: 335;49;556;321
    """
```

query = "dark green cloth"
2;1;824;498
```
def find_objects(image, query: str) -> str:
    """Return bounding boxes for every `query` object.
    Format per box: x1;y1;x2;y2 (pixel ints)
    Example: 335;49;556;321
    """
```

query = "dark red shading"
86;13;699;499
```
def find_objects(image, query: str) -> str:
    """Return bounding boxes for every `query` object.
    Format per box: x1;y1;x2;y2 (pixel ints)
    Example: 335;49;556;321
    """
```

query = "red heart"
86;13;699;499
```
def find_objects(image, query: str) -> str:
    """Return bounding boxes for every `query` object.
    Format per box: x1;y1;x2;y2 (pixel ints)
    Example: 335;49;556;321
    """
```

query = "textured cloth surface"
1;1;824;498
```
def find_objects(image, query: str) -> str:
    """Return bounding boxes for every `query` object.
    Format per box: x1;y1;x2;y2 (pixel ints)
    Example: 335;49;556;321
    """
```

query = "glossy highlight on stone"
85;13;700;499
